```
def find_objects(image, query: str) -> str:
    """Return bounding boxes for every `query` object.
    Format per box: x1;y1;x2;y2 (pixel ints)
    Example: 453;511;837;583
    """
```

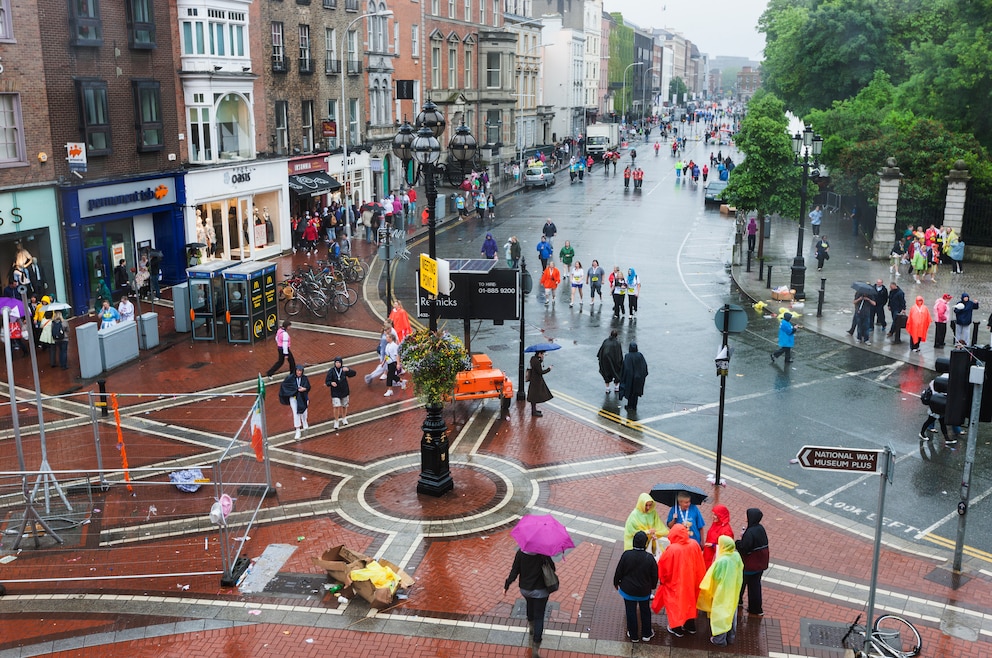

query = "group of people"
4;294;71;370
456;191;496;222
890;224;964;282
623;166;646;189
596;330;648;411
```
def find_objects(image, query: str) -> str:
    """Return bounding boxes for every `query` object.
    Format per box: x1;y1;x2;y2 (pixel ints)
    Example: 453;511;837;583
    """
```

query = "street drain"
188;361;210;370
485;344;513;352
801;619;857;651
264;572;322;597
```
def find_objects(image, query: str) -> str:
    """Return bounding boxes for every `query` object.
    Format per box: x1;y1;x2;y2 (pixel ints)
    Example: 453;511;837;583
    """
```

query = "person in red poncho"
702;504;734;569
906;295;932;353
651;523;705;637
388;300;412;343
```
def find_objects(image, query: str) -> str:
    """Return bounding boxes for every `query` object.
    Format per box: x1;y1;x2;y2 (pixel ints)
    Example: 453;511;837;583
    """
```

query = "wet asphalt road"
389;135;992;561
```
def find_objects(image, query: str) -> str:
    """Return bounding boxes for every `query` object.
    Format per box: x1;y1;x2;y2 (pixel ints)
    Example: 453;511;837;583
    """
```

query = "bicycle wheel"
332;292;349;314
343;286;358;307
308;296;329;319
284;298;302;316
348;262;368;282
873;615;922;657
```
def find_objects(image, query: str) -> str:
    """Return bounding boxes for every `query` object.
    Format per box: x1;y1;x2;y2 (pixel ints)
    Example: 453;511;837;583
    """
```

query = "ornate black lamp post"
789;125;823;301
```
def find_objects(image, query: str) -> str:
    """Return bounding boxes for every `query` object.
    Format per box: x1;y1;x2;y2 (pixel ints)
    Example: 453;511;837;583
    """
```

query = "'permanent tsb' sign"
77;177;177;219
796;445;882;473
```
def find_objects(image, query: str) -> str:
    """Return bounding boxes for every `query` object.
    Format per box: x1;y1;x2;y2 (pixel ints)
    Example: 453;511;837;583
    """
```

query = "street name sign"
796;445;882;473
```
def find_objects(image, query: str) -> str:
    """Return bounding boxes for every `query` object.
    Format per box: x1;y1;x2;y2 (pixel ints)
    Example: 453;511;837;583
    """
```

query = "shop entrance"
82;220;134;309
202;197;253;262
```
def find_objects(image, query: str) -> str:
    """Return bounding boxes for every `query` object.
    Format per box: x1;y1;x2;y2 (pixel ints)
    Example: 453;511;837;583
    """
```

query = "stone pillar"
943;159;971;234
871;158;903;260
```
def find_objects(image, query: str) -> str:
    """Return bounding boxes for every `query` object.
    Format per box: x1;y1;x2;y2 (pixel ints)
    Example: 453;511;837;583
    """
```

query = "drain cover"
802;619;858;651
188;361;210;370
264;572;322;597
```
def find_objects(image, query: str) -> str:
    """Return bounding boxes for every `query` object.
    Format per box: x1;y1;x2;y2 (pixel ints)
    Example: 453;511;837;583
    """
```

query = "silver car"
524;166;556;188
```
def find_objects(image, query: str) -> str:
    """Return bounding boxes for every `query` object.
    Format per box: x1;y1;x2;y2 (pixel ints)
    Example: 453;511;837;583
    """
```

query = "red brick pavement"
0;614;187;652
371;465;501;520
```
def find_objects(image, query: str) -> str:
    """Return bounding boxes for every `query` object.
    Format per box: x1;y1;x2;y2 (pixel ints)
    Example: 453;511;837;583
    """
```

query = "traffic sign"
796;445;882;473
420;254;438;295
713;304;748;333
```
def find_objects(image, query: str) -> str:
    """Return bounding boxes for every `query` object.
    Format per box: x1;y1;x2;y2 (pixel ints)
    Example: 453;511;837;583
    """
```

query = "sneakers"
865;341;871;346
946;437;958;445
342;417;349;425
625;631;639;643
667;625;684;638
770;353;776;363
919;433;930;441
400;380;408;390
294;428;302;440
384;389;394;397
333;421;339;430
379;373;387;380
641;631;655;642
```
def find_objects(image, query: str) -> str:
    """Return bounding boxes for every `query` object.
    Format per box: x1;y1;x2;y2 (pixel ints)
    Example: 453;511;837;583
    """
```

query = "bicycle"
842;613;922;658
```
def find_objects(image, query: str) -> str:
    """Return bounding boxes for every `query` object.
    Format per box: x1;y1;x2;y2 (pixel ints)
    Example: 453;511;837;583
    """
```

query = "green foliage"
669;78;688;105
609;15;634;114
397;330;471;404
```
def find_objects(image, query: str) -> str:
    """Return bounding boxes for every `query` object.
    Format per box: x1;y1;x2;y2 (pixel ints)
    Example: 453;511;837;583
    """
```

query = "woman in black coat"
736;507;770;616
526;351;553;417
618;342;648;411
279;365;311;441
597;329;624;394
505;549;555;645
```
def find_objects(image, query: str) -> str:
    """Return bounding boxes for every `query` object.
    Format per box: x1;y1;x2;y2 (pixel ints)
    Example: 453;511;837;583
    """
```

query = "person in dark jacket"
505;549;555;645
597;329;624;394
614;530;660;643
526;351;553;417
279;365;311;441
887;282;907;344
324;356;357;430
953;292;979;345
873;279;889;331
618;342;648;412
736;508;770;616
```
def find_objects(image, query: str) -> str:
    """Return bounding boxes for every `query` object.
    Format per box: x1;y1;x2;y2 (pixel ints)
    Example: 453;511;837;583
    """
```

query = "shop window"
274;100;289;154
209;92;251;158
127;0;155;49
0;0;14;42
0;94;25;165
76;79;111;155
301;100;314;152
70;0;103;46
133;81;163;152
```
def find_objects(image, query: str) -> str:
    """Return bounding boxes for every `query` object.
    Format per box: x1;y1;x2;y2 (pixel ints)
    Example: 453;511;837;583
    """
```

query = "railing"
272;55;287;73
299;57;313;74
346;59;362;74
325;57;341;74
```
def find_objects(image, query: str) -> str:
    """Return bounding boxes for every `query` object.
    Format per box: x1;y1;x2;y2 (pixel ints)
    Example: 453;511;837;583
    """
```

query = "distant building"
737;66;762;102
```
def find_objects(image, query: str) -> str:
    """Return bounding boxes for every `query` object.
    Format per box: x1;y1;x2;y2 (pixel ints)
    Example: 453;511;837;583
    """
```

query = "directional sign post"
419;254;438;296
796;445;882;474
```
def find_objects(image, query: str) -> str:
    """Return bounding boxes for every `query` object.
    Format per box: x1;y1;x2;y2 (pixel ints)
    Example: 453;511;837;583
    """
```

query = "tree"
669;78;688;105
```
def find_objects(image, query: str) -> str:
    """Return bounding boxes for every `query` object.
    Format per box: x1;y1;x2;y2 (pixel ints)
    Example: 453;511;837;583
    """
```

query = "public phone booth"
221;261;277;344
186;260;235;341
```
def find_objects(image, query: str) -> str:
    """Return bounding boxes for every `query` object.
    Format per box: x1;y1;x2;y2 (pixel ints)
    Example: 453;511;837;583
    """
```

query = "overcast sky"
602;0;767;61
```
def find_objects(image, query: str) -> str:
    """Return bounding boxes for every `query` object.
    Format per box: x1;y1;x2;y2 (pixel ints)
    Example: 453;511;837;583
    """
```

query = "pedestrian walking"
278;364;311;441
737;508;770;616
623;165;631;189
887;283;907;343
541;218;557;249
614;530;660;644
906;295;932;353
597;329;624;394
808;205;823;236
746;216;757;253
948;232;964;274
853;289;875;345
919;378;952;444
702;504;734;569
623;493;668;554
49;310;69;369
481;232;499;259
814;235;830;271
569;260;585;307
504;548;555;645
504;236;521;269
697;535;744;647
365;332;404;396
934;293;952;348
609;266;627;318
618;342;648;412
536;236;553;270
651;523;706;637
526;350;553;417
540;261;561;307
266;320;295;377
625;268;640;317
558;240;575;276
325;357;356;430
873;280;889;331
586;259;605;305
953;293;979;345
770;312;796;364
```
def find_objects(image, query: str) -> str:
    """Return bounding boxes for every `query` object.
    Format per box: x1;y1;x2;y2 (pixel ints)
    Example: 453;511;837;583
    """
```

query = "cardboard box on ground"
313;545;415;609
771;289;795;301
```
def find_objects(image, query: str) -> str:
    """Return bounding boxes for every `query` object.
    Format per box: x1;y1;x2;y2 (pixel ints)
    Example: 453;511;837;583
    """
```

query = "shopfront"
184;159;289;264
0;187;65;304
326;151;372;209
287;154;341;219
61;175;186;315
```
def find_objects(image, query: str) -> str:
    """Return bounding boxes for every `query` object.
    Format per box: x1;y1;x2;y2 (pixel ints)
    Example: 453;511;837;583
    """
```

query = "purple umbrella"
0;297;25;319
510;514;575;557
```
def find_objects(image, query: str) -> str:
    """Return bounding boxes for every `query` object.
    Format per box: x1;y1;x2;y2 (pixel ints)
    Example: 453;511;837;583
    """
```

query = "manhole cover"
802;619;856;651
264;572;323;597
485;344;513;352
510;598;559;620
188;361;210;370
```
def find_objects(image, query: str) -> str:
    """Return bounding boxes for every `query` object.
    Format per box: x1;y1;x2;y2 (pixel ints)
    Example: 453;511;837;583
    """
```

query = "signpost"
420;254;438;296
712;303;747;487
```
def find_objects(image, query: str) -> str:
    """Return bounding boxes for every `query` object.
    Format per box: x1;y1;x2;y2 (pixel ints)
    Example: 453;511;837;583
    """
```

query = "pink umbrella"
510;514;575;557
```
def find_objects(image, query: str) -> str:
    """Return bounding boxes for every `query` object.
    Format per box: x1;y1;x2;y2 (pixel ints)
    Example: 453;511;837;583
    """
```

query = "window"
347;98;359;145
448;0;455;17
272;22;286;71
326;99;338;148
486;108;500;143
448;47;457;89
301;100;314;151
464;0;471;22
430;0;438;15
274;100;288;154
478;0;484;25
491;0;497;26
0;0;12;42
133;81;163;152
127;0;155;48
76;80;111;155
188;106;212;162
182;15;205;54
370;81;380;127
431;44;441;88
486;51;500;88
299;25;312;73
297;0;311;4
323;0;337;6
0;94;25;164
70;0;103;46
393;22;399;55
325;28;339;73
346;30;360;73
411;25;419;57
464;47;472;88
345;0;358;9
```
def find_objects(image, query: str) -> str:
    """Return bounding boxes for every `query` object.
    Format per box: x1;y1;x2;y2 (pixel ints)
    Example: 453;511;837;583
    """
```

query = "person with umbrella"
505;514;572;645
666;491;706;548
597;329;624;394
618;342;648;412
851;283;875;345
614;530;659;643
526;349;553;417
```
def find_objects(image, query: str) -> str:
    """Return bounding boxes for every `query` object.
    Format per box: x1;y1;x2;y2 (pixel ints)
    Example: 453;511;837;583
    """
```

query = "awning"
288;172;342;196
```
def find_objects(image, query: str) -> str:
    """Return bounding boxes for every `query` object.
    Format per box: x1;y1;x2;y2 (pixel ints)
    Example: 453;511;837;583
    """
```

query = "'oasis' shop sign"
77;177;177;219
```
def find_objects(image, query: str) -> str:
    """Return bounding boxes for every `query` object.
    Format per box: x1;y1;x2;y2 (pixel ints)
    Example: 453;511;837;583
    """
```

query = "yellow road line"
923;533;992;562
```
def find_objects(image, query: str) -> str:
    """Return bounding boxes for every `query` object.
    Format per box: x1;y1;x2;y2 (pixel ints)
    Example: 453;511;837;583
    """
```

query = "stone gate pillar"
943;160;971;234
871;157;903;259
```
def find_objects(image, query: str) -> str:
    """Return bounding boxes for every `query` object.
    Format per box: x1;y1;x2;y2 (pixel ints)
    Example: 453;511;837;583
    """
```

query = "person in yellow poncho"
697;535;744;646
623;493;668;554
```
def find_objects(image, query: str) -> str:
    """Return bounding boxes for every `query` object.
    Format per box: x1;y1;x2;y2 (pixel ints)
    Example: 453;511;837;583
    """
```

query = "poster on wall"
254;224;267;248
112;242;126;266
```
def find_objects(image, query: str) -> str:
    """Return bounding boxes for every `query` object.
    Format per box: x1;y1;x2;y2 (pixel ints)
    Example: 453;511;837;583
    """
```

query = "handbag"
920;386;933;405
524;368;531;382
541;560;559;593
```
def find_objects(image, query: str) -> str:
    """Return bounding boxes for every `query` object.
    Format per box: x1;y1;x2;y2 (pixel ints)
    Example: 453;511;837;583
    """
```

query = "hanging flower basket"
398;329;471;404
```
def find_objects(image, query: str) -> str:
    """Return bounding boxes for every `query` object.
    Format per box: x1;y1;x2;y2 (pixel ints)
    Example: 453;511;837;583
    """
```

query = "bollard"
766;264;773;289
817;277;826;317
758;260;764;281
746;250;752;273
98;379;109;417
972;321;981;347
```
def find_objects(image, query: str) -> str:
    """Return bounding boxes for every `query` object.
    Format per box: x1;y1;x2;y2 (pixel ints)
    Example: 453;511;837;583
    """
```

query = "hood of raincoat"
745;508;763;526
668;522;690;545
633;531;648;549
916;296;924;305
713;504;730;526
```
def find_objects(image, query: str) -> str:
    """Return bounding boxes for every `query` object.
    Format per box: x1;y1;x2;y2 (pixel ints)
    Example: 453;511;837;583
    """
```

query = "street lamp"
621;62;643;123
393;102;476;497
789;125;823;301
338;9;393;237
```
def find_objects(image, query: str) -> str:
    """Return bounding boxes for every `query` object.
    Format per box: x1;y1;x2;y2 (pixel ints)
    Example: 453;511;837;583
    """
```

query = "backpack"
51;320;65;341
920;386;933;405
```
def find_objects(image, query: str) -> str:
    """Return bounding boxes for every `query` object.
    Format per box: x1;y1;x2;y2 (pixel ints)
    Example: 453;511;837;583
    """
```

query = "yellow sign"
420;254;438;295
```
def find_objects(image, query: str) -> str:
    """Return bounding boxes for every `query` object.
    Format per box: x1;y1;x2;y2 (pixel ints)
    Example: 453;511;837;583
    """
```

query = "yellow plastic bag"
349;561;400;593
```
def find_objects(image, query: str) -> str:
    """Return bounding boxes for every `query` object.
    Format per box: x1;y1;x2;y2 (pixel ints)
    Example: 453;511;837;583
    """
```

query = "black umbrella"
851;281;875;297
649;482;708;508
187;242;207;249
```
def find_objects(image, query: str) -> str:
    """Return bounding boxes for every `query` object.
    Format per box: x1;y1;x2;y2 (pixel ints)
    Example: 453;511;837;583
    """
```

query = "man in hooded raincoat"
697;535;744;646
651;523;705;636
597;329;624;394
618;342;648;411
623;493;668;554
737;507;770;616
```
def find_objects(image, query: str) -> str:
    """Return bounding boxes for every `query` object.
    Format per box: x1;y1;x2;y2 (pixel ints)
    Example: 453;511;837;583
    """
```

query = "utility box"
173;282;191;333
99;321;139;371
76;322;102;379
137;312;159;350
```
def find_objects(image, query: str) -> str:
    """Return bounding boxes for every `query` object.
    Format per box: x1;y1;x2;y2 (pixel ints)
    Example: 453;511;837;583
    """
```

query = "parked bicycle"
842;613;922;658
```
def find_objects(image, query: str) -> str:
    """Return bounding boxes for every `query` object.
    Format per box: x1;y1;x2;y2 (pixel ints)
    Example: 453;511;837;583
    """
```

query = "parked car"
524;166;556;188
704;179;729;204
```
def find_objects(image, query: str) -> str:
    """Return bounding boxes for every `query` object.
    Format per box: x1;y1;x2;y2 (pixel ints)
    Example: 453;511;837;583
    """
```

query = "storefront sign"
77;177;177;218
66;142;87;173
322;120;337;138
226;166;255;186
289;155;330;174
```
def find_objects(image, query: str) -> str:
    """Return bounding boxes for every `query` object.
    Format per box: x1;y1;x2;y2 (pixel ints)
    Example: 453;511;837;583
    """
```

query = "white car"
524;166;556;188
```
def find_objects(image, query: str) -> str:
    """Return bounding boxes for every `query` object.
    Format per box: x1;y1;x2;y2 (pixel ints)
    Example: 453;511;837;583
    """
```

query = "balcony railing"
272;55;287;73
325;57;341;74
346;59;362;74
299;57;313;74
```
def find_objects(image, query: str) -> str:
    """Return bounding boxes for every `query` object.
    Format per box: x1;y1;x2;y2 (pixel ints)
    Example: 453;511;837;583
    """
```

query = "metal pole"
714;304;729;487
953;366;984;573
791;155;809;300
817;277;826;318
865;446;893;652
766;265;773;289
746;250;752;273
517;260;526;401
426;160;438;333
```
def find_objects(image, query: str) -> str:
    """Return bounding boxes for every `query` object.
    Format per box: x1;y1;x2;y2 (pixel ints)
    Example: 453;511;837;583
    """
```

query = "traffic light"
936;349;973;426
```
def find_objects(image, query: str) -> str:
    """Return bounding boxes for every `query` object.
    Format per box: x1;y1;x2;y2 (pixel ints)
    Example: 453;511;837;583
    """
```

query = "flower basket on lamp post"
399;329;470;496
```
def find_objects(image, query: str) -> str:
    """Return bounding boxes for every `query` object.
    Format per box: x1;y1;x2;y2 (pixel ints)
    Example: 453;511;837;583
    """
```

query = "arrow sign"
796;445;882;473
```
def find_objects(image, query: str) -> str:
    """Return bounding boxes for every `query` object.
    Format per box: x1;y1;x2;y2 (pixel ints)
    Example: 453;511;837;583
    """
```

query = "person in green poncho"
623;493;668;554
697;535;744;646
558;240;575;277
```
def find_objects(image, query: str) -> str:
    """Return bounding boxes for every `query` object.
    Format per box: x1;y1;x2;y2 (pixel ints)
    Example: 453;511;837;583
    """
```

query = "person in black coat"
526;351;553;417
325;356;356;430
597;329;624;394
618;342;648;412
736;508;770;616
872;279;889;330
505;549;555;645
887;282;907;344
614;530;659;643
279;365;310;441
